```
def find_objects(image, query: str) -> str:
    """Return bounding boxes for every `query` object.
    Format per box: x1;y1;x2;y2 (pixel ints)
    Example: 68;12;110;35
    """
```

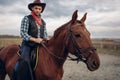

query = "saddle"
17;47;38;71
11;47;39;80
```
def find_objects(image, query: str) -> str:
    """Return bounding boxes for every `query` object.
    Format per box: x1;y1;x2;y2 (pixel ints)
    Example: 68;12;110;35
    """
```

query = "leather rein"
66;24;96;63
41;23;96;63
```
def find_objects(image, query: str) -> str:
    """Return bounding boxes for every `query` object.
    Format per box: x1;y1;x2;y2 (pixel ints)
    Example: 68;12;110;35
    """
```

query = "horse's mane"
53;21;70;39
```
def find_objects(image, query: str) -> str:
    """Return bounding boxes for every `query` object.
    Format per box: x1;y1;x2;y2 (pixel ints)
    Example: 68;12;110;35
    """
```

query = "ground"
5;53;120;80
62;53;120;80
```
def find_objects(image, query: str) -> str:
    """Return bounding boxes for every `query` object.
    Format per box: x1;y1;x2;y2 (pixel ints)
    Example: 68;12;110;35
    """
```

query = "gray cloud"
0;0;29;15
99;21;120;27
44;0;120;18
0;0;120;38
88;19;120;28
0;0;119;17
0;0;18;5
91;30;120;38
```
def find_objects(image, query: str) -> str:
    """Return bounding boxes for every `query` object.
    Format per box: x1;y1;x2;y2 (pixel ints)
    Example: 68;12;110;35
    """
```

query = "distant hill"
0;35;20;38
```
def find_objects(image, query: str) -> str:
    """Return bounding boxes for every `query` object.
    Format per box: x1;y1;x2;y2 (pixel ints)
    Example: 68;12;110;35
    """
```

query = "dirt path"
5;54;120;80
62;53;120;80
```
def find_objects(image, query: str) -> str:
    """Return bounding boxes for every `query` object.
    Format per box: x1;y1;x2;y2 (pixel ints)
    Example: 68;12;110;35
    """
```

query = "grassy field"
0;38;120;54
0;37;120;80
0;38;21;47
92;38;120;55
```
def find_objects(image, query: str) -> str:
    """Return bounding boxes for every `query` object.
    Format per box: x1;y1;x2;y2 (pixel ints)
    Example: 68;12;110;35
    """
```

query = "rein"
41;42;65;60
41;23;96;62
66;23;96;63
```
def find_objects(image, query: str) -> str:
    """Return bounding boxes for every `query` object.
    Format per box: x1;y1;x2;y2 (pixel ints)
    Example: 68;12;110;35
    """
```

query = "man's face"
32;5;42;16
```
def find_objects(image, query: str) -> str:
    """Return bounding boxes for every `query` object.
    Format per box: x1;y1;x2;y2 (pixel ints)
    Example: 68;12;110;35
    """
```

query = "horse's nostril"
93;61;97;67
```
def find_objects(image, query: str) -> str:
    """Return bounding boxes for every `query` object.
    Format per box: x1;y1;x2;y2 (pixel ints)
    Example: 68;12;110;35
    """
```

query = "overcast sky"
0;0;120;38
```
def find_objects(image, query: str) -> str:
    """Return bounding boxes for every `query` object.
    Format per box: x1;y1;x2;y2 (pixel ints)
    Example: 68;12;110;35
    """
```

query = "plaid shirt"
20;16;48;41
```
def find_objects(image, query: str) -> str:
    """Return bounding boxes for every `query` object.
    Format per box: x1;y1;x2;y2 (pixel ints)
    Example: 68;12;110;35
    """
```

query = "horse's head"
65;10;100;71
53;10;100;71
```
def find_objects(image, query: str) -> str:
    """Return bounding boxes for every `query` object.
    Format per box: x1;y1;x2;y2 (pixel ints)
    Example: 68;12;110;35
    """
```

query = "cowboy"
12;0;48;80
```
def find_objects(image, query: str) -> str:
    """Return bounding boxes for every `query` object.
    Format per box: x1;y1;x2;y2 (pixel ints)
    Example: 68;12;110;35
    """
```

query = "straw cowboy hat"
28;0;46;13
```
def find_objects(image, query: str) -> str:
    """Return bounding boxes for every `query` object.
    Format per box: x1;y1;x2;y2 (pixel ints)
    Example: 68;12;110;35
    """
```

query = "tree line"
0;35;20;38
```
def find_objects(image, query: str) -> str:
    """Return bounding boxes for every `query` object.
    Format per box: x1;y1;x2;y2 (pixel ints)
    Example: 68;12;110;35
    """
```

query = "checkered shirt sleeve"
20;16;31;41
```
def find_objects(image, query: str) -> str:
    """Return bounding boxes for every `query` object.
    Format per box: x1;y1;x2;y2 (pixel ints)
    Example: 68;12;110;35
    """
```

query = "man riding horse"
0;9;100;80
12;0;49;80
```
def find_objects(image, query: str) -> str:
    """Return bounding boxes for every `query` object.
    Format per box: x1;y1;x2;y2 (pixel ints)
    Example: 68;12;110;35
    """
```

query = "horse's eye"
75;34;81;38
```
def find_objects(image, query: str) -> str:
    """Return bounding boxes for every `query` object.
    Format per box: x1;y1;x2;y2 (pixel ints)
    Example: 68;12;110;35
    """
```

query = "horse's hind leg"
0;60;6;80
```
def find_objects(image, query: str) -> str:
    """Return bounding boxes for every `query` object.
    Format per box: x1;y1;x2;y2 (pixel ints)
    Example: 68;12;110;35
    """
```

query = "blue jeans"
21;43;34;79
12;43;34;80
21;44;31;63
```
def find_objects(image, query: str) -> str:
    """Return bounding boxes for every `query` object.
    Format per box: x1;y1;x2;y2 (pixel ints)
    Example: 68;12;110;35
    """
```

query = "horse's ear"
71;10;78;24
80;12;87;22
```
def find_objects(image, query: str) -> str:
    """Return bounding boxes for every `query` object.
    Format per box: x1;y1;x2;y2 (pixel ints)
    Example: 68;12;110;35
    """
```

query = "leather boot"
11;59;34;80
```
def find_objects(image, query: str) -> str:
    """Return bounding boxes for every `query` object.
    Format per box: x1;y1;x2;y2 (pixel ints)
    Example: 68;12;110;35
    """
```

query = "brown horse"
0;47;4;51
0;10;100;80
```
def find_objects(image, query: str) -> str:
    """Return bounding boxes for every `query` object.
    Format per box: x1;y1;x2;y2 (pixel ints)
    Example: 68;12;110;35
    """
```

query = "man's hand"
30;37;43;43
43;37;49;41
34;38;43;43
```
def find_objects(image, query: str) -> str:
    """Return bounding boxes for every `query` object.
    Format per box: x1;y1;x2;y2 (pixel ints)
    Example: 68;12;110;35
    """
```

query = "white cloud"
45;16;70;35
59;0;81;7
0;0;120;38
0;14;22;35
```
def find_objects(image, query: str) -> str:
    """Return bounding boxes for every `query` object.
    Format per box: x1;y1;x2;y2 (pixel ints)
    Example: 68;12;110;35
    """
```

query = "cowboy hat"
28;0;46;13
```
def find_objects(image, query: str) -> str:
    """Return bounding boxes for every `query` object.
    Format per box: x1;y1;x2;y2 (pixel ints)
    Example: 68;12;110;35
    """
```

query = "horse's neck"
47;38;68;65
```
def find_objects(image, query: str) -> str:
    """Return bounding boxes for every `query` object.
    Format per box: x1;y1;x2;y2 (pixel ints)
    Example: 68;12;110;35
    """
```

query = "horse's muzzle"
86;54;100;71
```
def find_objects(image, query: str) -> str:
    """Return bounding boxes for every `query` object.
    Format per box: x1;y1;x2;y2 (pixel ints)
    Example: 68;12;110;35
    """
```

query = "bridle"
65;23;96;63
41;22;96;63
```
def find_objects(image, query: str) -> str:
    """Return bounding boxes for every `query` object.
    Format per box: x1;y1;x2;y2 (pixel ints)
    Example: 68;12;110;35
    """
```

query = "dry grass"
0;38;120;54
0;38;120;80
0;38;21;47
